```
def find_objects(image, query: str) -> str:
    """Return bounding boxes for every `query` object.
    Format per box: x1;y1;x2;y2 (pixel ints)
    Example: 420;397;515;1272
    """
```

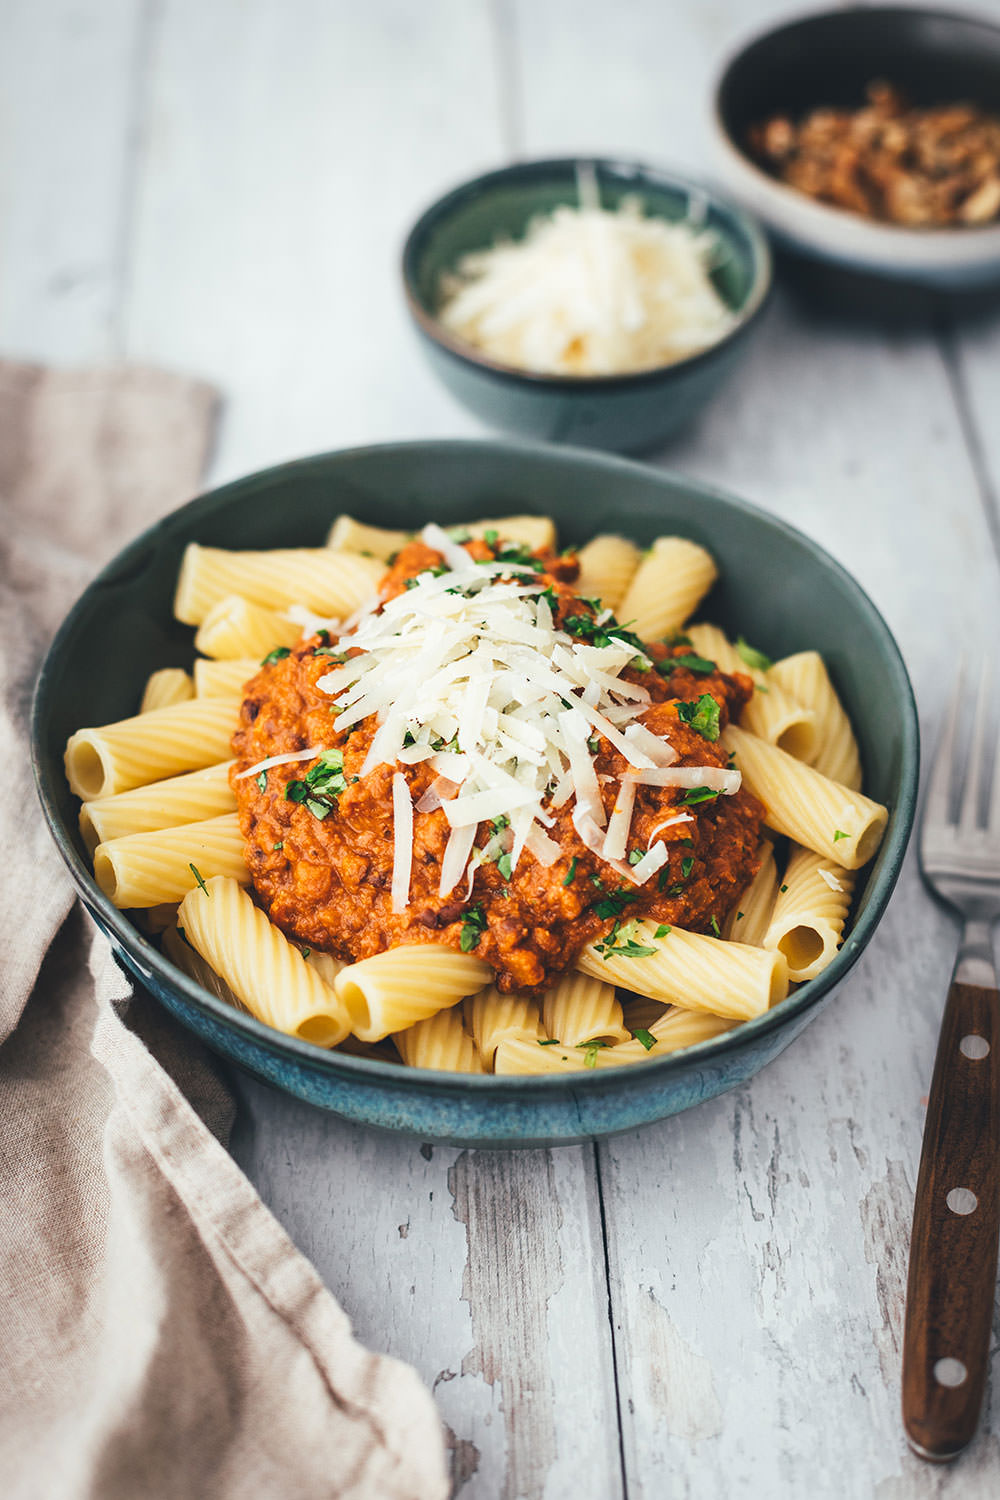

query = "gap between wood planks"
594;1140;631;1500
933;308;1000;576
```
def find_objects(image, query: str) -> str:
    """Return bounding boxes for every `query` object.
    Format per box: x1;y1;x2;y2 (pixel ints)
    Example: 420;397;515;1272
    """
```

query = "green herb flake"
681;786;721;805
834;829;849;842
260;646;291;666
189;863;209;896
676;693;721;742
665;653;716;676
496;852;513;882
654;923;671;939
459;903;487;953
780;883;789;893
593;887;640;921
681;855;694;879
301;948;311;960
483;528;499;548
709;915;721;938
633;1028;656;1052
736;636;773;672
588;734;601;755
736;911;744;921
538;1038;560;1046
579;1039;610;1068
273;841;283;851
256;770;268;793
594;919;658;961
285;748;348;819
562;857;578;887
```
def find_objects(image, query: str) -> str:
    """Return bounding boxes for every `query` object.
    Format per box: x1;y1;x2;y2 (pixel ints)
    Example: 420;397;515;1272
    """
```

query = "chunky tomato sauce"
231;540;764;993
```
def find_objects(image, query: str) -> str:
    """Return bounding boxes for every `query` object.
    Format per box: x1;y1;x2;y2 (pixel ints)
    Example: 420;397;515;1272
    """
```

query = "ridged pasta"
333;944;492;1043
162;921;248;1013
769;651;862;790
466;515;557;552
394;1007;485;1072
65;697;240;800
572;534;641;611
194;595;303;660
577;920;788;1020
177;877;351;1047
140;668;194;714
193;657;259;698
763;846;856;982
79;760;237;852
463;986;541;1065
174;544;384;626
723;839;779;946
617;536;718;639
326;516;413;559
723;724;887;870
94;813;249;908
494;1006;735;1073
687;623;817;761
541;971;630;1046
303;949;347;990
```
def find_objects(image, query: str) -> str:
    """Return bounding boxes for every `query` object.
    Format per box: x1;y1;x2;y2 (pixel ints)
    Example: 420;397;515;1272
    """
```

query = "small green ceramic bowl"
402;158;772;453
31;440;917;1147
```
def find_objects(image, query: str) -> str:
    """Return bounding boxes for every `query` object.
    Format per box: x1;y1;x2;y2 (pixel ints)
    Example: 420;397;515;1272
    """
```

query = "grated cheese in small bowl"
436;172;737;378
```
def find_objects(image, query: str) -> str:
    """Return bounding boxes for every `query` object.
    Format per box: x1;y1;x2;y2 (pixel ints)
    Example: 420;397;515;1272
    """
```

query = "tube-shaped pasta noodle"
94;813;248;908
174;544;383;626
162;922;248;1013
573;534;641;611
763;846;856;982
619;995;669;1035
577;920;788;1020
177;877;351;1047
394;1007;485;1072
193;657;259;698
723;839;779;946
463;986;541;1065
769;651;862;790
194;595;303;660
326;516;413;559
723;724;887;870
303;950;347;990
140;668;194;713
466;515;556;552
541;971;629;1046
334;944;491;1043
687;623;817;761
617;537;717;639
494;1006;735;1073
65;697;240;800
80;760;237;852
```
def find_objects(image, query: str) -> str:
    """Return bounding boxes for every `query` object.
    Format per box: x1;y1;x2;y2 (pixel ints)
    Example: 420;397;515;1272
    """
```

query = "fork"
902;668;1000;1461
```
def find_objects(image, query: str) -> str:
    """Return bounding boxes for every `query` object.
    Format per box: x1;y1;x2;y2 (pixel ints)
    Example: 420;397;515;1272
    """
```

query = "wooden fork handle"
902;971;1000;1461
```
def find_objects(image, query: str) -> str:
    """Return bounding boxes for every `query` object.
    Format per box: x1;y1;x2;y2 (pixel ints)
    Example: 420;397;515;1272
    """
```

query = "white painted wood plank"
0;0;143;362
228;1091;623;1500
121;0;509;485
512;1;1000;1494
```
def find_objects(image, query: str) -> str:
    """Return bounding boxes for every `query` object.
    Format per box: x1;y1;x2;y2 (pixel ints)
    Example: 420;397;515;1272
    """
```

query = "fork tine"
923;664;963;841
958;660;989;834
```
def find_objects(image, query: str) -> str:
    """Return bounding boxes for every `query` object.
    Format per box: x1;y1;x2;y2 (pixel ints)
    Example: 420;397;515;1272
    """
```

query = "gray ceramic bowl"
32;440;918;1146
402;158;771;453
713;6;1000;289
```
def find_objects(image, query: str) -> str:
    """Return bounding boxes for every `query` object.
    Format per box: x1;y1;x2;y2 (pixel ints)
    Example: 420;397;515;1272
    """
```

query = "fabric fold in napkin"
0;362;447;1500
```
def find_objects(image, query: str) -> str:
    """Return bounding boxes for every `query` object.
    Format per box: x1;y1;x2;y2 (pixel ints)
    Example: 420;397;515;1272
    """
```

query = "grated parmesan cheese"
437;185;736;377
312;526;740;908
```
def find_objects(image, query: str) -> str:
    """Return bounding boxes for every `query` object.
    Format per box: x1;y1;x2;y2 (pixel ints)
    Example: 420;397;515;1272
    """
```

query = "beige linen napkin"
0;363;448;1500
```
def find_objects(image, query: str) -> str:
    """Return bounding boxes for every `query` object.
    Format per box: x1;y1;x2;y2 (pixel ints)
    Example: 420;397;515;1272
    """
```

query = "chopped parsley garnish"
588;734;601;755
681;856;695;879
681;786;721;805
593;886;640;921
663;653;716;676
301;948;311;960
633;1028;656;1052
189;863;209;896
261;646;291;666
628;849;644;866
736;636;773;672
834;829;848;842
680;837;694;848
579;1039;610;1068
563;611;648;659
273;841;283;851
676;694;721;742
538;1038;560;1046
496;852;513;881
663;631;693;648
736;911;744;921
483;528;499;547
780;883;789;893
709;916;721;938
658;869;685;895
653;923;671;939
490;815;510;836
256;770;268;792
563;857;578;886
459;903;487;952
590;873;605;890
285;748;348;819
594;919;658;960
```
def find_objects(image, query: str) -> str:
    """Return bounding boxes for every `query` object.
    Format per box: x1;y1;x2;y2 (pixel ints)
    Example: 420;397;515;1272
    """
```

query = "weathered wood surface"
5;2;1000;1495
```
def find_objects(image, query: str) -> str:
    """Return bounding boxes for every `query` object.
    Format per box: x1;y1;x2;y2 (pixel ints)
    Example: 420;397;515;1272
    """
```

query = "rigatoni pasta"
65;697;241;800
94;812;248;908
617;536;717;639
174;543;383;625
140;668;194;714
79;760;236;852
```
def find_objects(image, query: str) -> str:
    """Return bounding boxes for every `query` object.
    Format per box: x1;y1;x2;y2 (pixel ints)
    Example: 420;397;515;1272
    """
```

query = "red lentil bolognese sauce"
231;526;764;993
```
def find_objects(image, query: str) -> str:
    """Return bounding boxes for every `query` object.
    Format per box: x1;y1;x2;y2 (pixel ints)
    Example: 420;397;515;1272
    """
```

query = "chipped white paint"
6;1;1000;1496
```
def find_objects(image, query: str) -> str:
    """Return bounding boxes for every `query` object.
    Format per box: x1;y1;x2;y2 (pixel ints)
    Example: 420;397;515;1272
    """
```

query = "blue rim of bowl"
401;156;773;392
31;438;918;1095
711;5;1000;255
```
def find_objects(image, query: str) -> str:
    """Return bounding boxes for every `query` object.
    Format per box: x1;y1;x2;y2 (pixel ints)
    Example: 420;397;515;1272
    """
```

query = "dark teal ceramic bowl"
32;441;917;1146
402;158;772;453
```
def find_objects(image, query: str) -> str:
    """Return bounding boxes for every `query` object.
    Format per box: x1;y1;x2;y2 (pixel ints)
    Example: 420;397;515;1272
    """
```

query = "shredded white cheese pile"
437;193;736;377
313;525;740;912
